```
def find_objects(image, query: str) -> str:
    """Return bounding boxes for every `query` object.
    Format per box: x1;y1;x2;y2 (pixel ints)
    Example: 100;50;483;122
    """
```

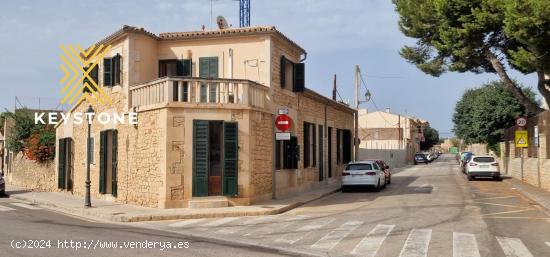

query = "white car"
342;161;387;192
465;155;501;181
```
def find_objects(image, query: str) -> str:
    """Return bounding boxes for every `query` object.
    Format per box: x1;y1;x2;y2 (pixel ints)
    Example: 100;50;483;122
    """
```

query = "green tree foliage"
4;109;55;163
453;81;534;150
393;0;550;114
420;125;439;150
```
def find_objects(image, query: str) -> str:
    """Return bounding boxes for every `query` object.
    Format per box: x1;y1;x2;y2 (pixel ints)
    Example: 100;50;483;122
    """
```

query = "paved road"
141;155;550;257
0;197;289;257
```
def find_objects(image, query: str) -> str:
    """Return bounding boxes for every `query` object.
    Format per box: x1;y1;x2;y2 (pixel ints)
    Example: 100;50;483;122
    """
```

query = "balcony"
130;77;269;111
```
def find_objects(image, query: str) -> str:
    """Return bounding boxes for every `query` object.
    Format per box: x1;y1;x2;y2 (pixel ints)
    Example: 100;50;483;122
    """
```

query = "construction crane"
239;0;250;27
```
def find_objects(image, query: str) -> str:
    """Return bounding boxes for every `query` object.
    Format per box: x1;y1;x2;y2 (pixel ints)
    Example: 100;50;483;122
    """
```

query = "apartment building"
55;25;355;208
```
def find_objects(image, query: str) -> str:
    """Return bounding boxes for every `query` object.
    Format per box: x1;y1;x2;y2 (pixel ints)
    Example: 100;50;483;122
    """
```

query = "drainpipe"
272;114;276;200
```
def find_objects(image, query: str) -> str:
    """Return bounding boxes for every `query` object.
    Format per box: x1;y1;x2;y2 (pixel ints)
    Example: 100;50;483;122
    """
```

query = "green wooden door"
222;122;238;196
99;131;107;194
193;120;209;197
111;130;118;197
58;138;66;189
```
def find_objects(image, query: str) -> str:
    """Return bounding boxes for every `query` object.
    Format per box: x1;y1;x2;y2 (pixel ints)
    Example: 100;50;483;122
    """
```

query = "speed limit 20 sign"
516;117;527;127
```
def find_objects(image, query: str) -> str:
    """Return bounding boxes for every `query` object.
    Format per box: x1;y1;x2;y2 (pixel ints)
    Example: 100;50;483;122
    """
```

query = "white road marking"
496;236;534;257
216;216;274;234
10;202;41;210
453;232;480;257
244;215;310;236
311;220;363;250
399;229;432;257
276;217;336;244
351;224;395;256
546;242;550;248
0;205;16;211
169;218;205;228
200;217;239;227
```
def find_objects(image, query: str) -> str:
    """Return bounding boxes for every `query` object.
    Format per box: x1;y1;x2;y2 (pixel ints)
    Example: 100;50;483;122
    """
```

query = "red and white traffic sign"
275;114;292;132
516;116;527;127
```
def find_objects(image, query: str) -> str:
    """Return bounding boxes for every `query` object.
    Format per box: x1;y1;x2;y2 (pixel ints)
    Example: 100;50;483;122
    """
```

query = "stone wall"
5;153;57;192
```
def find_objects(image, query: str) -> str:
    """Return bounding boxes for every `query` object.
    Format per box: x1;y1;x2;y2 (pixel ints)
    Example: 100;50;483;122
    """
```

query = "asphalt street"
0;196;289;257
141;155;550;257
2;155;550;257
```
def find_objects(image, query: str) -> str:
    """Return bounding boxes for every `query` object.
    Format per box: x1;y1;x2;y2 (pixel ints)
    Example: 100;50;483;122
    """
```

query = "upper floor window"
159;59;192;77
103;54;121;87
280;55;305;92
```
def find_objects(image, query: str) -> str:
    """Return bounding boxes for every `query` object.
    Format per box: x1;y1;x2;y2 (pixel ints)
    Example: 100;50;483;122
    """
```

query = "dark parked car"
0;170;5;196
414;153;429;165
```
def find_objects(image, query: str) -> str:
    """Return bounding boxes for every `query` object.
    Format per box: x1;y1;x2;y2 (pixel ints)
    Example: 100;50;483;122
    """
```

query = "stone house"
55;25;356;208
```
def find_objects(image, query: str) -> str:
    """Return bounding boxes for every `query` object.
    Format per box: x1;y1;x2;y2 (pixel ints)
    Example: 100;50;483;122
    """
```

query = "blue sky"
0;0;537;136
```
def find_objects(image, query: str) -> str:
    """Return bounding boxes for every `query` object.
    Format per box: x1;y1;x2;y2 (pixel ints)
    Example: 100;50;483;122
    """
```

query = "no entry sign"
275;114;292;132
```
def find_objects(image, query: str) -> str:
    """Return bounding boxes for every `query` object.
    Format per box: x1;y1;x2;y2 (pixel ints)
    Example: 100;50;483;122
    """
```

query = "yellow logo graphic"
59;44;112;105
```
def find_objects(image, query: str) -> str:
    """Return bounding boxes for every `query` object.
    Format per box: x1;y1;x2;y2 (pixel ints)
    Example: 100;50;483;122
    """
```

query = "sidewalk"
504;178;550;212
6;184;341;223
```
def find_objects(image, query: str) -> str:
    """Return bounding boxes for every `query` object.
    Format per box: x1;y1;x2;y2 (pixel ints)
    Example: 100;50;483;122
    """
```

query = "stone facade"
48;26;355;208
5;153;57;192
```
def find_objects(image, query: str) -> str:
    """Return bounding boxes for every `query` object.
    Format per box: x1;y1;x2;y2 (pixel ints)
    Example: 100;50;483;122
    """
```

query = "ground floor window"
276;136;299;170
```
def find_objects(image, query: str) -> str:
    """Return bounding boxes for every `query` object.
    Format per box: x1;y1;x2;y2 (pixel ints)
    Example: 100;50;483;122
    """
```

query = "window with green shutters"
199;57;219;103
193;120;209;197
222;122;238;196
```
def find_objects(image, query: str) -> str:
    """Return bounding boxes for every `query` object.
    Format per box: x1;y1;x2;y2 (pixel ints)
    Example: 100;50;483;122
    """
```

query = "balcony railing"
130;77;269;110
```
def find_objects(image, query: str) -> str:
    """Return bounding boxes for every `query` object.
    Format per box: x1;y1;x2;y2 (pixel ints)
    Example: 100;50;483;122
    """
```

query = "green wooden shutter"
209;57;218;78
111;130;118;197
183;59;192;76
113;54;121;85
199;58;210;78
193;120;209;196
99;131;106;194
58;139;66;189
103;58;112;86
66;138;73;190
293;63;305;92
222;122;238;196
176;60;184;76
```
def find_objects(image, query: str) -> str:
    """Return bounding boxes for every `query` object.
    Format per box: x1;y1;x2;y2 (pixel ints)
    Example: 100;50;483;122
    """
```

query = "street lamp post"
85;105;94;207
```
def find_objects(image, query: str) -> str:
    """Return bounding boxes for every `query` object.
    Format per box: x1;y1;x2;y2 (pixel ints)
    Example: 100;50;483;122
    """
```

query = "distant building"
357;108;429;165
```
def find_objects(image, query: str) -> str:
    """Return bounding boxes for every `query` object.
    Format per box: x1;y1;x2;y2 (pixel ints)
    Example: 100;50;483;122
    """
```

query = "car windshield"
415;154;425;158
346;164;373;171
473;157;495;163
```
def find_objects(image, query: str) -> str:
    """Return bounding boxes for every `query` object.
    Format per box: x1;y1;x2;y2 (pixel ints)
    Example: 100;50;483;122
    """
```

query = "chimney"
385;107;391;113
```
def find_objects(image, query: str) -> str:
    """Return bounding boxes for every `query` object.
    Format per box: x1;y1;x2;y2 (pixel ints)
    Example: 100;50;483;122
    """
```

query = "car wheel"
341;186;347;192
467;175;473;181
425;162;429;165
414;162;418;165
374;180;381;192
382;179;387;189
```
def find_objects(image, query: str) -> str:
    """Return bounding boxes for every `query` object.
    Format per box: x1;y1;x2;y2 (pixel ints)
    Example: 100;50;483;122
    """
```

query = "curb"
8;187;341;223
503;179;550;212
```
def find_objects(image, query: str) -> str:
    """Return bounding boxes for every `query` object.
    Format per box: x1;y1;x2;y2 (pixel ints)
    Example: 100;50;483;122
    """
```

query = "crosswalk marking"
546;241;550;248
217;216;274;234
244;215;310;237
311;220;363;250
453;232;480;257
275;217;335;244
496;237;534;257
10;203;41;210
169;218;205;228
399;229;432;257
351;224;395;256
200;217;239;228
0;205;16;211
